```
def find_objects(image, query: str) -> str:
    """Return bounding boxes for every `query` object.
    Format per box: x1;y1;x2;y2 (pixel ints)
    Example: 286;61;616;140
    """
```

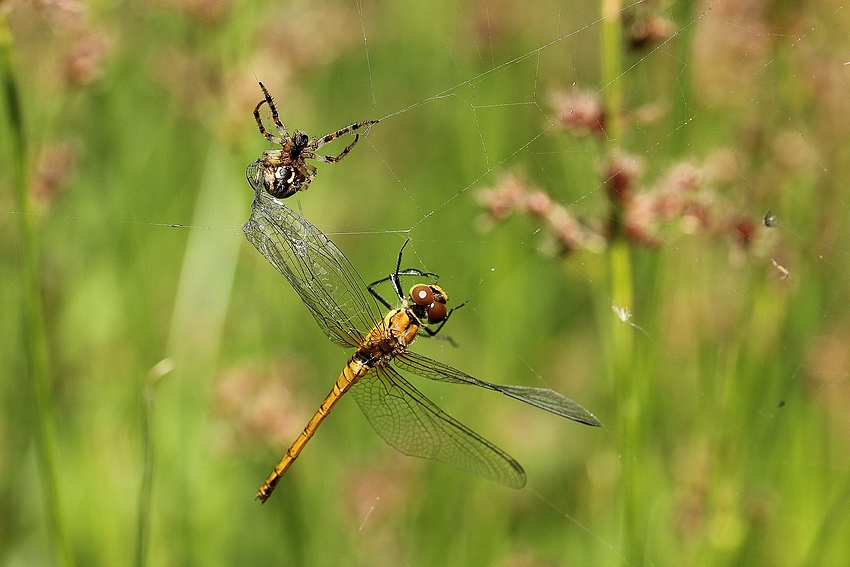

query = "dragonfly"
243;175;603;503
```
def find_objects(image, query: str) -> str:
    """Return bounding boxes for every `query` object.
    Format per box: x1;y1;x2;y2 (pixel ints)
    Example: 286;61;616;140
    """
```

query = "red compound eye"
411;285;433;307
427;302;447;323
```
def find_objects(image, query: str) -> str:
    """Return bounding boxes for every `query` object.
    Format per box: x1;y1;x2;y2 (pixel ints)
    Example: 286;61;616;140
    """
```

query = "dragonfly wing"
243;167;382;348
349;364;527;489
396;352;603;427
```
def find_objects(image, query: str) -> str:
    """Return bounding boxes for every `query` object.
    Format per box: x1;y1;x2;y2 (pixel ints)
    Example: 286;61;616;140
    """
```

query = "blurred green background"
3;0;850;565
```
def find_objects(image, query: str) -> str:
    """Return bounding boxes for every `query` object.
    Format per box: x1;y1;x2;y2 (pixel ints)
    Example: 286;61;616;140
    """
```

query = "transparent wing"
243;162;382;348
349;364;527;489
395;352;603;427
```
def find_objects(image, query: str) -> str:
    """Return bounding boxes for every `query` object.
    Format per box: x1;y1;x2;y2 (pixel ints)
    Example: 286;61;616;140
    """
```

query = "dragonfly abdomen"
255;360;369;503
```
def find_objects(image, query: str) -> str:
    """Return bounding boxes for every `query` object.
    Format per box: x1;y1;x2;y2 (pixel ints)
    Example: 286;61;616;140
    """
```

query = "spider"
250;82;378;199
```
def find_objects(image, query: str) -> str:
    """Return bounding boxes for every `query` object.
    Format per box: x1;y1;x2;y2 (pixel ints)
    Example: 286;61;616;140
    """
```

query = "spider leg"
254;83;288;145
314;120;379;150
300;163;317;189
258;82;288;138
311;135;361;164
254;100;283;145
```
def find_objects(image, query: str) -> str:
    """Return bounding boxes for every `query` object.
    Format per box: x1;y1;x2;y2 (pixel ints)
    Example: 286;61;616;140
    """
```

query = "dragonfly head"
409;284;449;324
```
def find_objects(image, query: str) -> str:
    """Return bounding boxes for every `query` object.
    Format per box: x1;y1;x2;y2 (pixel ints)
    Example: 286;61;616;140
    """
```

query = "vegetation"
2;0;848;565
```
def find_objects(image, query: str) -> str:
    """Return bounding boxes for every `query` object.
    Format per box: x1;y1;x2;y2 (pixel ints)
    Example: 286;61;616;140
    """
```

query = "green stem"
600;0;643;564
610;239;640;566
600;0;624;144
1;13;74;567
135;359;173;567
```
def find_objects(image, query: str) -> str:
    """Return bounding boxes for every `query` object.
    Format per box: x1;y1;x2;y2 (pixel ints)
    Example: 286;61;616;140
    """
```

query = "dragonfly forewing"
349;364;527;489
395;352;603;427
243;174;384;348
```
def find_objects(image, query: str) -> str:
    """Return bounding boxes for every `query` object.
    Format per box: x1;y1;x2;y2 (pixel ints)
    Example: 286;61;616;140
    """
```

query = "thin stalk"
600;0;624;144
1;12;74;567
134;359;173;567
600;0;643;564
610;239;641;566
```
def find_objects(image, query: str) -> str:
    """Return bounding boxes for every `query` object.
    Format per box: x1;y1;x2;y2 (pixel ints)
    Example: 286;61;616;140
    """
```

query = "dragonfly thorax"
349;310;419;369
357;284;448;365
380;308;421;349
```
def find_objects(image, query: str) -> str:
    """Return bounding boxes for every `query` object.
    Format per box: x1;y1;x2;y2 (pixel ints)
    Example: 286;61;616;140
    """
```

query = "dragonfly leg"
421;300;467;337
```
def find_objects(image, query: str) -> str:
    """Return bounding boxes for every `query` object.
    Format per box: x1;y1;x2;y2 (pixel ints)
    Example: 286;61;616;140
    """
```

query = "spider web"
5;0;850;565
228;1;849;564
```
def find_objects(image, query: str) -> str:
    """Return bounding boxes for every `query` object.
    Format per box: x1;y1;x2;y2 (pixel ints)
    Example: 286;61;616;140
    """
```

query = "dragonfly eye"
411;285;434;307
427;301;447;324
